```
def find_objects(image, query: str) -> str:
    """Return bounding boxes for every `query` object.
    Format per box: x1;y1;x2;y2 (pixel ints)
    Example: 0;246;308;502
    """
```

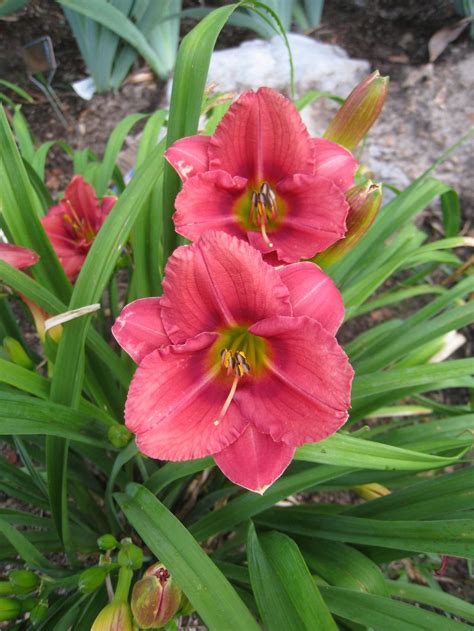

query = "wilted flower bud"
324;71;389;150
97;534;119;551
315;181;382;267
131;563;182;629
8;570;40;594
118;541;143;570
91;601;133;631
0;597;21;622
29;600;48;626
3;337;34;370
108;424;132;448
79;566;108;593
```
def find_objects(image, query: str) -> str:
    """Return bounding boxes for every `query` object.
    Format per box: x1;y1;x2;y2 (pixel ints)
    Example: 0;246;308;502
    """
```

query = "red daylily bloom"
41;175;116;281
113;231;353;493
0;243;39;270
165;87;357;263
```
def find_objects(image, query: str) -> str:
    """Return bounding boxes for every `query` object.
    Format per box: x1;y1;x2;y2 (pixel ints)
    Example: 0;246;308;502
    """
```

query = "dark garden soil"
0;0;473;610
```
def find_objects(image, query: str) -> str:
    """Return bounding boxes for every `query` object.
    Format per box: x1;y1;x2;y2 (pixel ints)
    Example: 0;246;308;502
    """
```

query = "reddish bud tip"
324;71;389;150
315;181;382;266
131;563;182;629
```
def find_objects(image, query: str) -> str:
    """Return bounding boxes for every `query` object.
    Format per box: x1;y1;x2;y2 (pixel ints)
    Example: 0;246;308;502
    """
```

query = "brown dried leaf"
428;16;474;63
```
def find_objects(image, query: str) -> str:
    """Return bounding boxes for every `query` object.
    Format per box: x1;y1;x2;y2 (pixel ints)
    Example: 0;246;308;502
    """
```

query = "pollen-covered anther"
249;182;276;248
215;349;251;426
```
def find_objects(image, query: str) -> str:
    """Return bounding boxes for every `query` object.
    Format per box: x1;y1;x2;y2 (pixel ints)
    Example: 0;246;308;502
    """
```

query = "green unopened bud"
0;597;21;622
118;541;143;570
315;181;382;267
2;337;34;369
131;563;182;629
324;71;389;150
91;601;133;631
9;570;40;594
108;424;132;448
20;596;37;613
0;581;14;596
79;566;108;593
98;534;119;551
29;600;48;625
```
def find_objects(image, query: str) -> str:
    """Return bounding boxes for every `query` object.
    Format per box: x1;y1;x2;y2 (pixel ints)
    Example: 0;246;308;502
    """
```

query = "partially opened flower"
41;175;116;281
113;231;353;493
165;87;357;263
0;243;39;270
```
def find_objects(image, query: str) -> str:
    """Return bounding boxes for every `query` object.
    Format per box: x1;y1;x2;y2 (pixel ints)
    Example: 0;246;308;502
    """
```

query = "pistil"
214;349;250;426
249;182;277;247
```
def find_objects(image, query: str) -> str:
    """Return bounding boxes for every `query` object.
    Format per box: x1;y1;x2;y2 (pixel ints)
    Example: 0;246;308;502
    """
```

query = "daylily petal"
248;174;349;262
209;87;314;181
214;423;294;493
100;195;117;218
112;297;170;364
164;135;211;182
160;231;291;344
125;332;248;460
279;262;344;335
311;138;357;192
0;243;39;270
239;316;353;446
174;171;248;243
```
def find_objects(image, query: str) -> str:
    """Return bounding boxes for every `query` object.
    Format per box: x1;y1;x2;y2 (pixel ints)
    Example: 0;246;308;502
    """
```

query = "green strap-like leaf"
247;525;337;630
115;483;260;631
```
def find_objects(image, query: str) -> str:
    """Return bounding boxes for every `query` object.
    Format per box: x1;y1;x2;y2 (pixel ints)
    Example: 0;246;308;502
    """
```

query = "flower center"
235;182;286;247
62;200;96;248
210;326;269;426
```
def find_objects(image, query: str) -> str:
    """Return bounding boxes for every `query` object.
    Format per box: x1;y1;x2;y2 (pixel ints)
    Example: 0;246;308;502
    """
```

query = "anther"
249;182;276;248
214;349;251;425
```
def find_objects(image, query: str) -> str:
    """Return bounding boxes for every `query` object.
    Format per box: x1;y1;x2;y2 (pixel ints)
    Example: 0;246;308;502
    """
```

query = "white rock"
166;33;370;101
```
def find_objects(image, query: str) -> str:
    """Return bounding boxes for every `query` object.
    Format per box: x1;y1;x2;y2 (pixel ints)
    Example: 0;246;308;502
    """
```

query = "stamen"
214;349;250;425
249;182;276;247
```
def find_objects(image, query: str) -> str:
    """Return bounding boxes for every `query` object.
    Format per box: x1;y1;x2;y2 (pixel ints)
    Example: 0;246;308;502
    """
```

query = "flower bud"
91;601;133;631
315;181;382;267
79;566;108;593
0;597;21;622
2;337;34;369
118;541;143;570
131;564;182;629
8;570;40;594
98;534;119;551
353;483;391;500
29;600;48;625
108;424;133;448
324;71;389;150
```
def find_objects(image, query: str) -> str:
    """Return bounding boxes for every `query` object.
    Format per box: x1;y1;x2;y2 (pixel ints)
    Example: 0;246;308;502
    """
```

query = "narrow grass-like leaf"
116;483;260;631
247;526;337;630
0;517;54;570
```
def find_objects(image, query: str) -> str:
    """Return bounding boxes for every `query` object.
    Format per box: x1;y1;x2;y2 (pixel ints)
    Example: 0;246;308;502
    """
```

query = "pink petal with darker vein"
62;175;101;229
0;243;39;270
311;138;357;192
279;262;344;335
112;297;170;364
239;316;353;446
160;231;291;344
125;332;248;461
248;174;349;262
214;423;294;493
174;170;247;243
209;88;314;181
164;135;211;182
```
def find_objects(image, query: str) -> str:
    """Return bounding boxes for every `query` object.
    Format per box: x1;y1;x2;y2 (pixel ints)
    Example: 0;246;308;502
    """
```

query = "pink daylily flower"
0;243;39;270
41;175;116;281
165;87;357;263
113;231;353;493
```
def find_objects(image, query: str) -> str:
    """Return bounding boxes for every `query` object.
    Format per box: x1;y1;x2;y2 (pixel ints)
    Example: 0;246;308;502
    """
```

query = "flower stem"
113;567;133;604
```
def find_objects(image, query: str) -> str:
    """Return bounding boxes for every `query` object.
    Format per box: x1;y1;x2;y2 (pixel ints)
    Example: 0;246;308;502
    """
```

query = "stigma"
249;182;277;248
214;349;250;426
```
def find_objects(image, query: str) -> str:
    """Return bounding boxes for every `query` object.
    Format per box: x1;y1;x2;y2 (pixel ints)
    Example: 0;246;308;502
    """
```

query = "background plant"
0;2;473;629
